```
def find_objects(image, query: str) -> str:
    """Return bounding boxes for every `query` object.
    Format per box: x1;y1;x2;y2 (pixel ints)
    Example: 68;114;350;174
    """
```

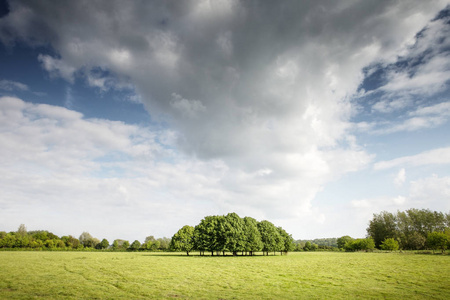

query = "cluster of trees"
0;225;82;250
0;224;170;251
3;208;448;254
294;238;338;251
336;236;376;251
366;209;450;252
170;213;294;256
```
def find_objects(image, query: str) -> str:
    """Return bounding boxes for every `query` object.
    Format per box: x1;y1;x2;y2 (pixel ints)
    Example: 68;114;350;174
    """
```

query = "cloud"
1;1;449;238
0;96;371;239
361;100;450;134
394;168;406;187
353;9;450;135
170;93;206;119
374;147;450;170
1;0;445;161
409;174;450;210
350;174;450;225
0;96;200;238
38;54;77;83
0;79;28;91
371;11;450;107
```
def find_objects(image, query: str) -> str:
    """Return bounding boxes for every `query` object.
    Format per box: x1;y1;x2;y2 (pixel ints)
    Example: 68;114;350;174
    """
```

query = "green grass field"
0;251;449;299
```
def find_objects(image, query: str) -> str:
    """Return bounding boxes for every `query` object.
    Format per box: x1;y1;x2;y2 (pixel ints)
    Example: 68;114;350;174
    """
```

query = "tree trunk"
186;251;189;256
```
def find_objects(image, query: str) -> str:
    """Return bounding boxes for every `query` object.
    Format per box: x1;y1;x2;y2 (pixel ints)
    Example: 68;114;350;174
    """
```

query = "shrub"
380;238;399;251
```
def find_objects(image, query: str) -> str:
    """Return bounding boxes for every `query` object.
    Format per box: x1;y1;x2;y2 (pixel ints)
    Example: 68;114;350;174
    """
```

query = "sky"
0;0;450;243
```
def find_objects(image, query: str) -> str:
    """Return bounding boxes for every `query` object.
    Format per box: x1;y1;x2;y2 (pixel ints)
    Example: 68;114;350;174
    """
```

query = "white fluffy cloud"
374;147;450;170
394;168;406;187
409;175;450;210
350;174;450;230
359;100;450;134
0;96;370;239
371;13;450;110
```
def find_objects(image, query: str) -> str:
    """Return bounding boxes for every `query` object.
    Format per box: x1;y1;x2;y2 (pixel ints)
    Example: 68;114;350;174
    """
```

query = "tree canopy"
367;209;450;250
171;213;294;256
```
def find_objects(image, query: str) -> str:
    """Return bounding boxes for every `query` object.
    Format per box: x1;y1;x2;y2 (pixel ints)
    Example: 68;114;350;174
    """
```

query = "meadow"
0;251;449;299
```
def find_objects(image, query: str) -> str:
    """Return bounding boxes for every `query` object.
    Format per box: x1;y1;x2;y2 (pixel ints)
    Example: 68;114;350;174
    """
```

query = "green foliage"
367;209;449;250
367;211;396;248
129;240;141;251
112;240;119;250
337;236;353;250
79;232;98;248
427;232;448;253
257;220;281;255
0;227;78;250
96;238;109;250
380;238;399;251
194;216;219;255
122;240;130;249
303;241;319;251
344;238;375;252
17;224;27;237
190;213;292;256
278;227;294;254
140;237;170;251
0;225;171;252
170;225;195;255
297;238;338;248
223;213;246;255
446;228;450;249
243;217;263;255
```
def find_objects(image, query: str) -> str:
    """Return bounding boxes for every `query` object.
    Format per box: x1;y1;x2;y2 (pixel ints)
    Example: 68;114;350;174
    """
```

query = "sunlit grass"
0;251;449;299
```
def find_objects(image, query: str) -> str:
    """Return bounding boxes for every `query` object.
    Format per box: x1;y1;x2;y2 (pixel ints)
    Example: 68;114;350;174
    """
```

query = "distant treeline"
2;208;449;253
294;238;338;251
0;225;170;251
170;213;294;256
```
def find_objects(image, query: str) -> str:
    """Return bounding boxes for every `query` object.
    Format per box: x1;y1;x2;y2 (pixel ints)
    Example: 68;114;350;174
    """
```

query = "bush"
427;232;448;253
380;238;399;251
344;238;375;252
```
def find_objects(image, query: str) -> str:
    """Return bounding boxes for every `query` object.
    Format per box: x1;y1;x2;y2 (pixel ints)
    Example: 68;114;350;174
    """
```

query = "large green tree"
243;217;262;255
278;227;294;255
194;216;219;256
170;225;195;255
257;220;280;255
367;211;397;248
224;213;246;256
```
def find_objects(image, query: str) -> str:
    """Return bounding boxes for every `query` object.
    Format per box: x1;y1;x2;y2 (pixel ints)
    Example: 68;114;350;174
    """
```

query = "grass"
0;251;449;299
